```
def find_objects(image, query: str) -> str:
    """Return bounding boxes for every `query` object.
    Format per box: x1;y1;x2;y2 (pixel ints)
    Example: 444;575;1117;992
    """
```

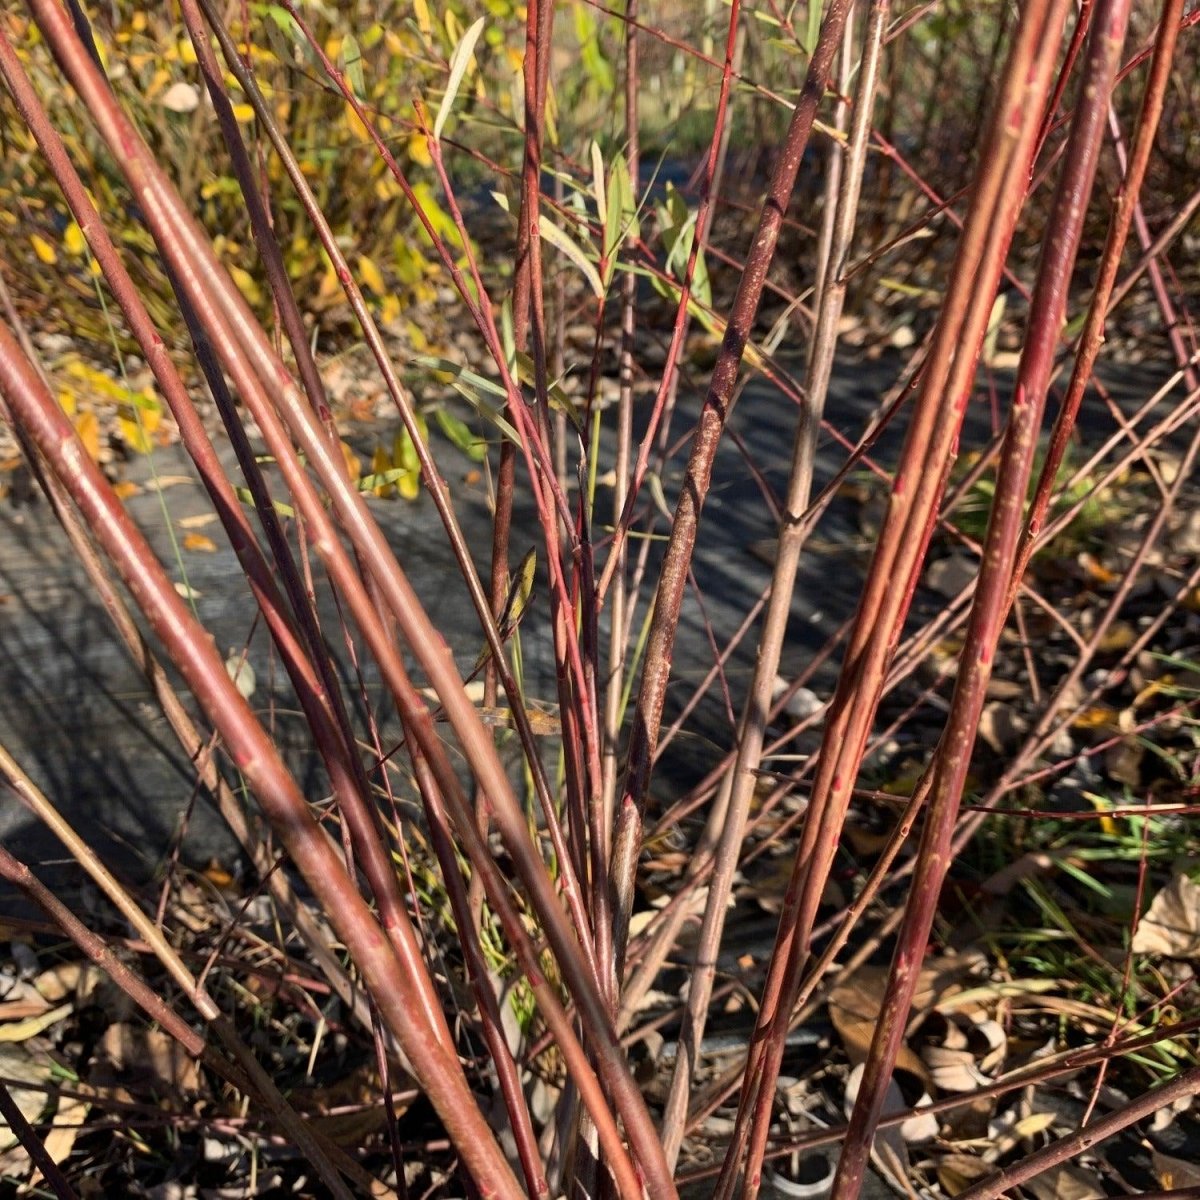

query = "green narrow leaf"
983;293;1007;366
498;547;537;639
538;214;603;299
500;294;516;370
803;0;822;54
413;354;507;399
590;140;607;229
341;32;365;98
605;155;639;267
394;414;426;501
435;409;488;462
434;17;485;141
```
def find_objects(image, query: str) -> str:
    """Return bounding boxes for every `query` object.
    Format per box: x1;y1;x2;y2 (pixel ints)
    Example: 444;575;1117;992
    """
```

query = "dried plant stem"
0;745;220;1020
679;1013;1200;1187
0;1072;79;1200
658;0;888;1170
609;0;855;989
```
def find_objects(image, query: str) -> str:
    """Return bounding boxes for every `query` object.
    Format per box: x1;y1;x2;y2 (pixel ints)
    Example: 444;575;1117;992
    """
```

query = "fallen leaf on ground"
92;1024;202;1097
829;967;930;1085
0;1002;71;1043
1132;873;1200;958
937;1153;993;1196
33;1093;91;1183
0;1045;51;1148
1153;1149;1200;1189
1023;1164;1105;1200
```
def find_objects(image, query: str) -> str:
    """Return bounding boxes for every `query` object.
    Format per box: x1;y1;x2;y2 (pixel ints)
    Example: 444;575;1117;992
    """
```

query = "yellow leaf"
357;254;386;295
112;480;141;500
183;533;218;553
408;131;432;168
63;221;86;256
316;264;342;306
371;444;394;497
380;294;401;325
412;0;432;37
1097;621;1136;653
340;440;362;484
202;862;235;888
228;264;261;305
73;410;101;462
117;414;154;454
1085;794;1118;837
31;234;57;265
231;103;255;123
345;102;370;143
394;422;422;501
56;388;77;417
1071;705;1119;732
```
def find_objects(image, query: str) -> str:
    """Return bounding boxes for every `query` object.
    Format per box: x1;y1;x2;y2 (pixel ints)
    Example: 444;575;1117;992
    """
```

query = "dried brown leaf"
1022;1164;1104;1200
1132;873;1200;959
937;1153;993;1196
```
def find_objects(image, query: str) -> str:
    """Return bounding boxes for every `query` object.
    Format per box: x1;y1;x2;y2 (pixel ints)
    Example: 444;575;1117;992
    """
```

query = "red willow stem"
23;3;673;1187
2;8;437;1052
717;1;1073;1192
830;4;1132;1198
0;322;524;1200
608;0;855;981
414;112;605;797
193;2;589;937
596;0;744;606
659;0;889;1171
1016;0;1188;600
483;0;555;910
0;23;380;1026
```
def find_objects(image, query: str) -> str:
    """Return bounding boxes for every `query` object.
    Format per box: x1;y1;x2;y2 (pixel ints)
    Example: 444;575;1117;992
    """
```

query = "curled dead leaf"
1023;1165;1104;1200
1133;873;1200;959
937;1153;994;1196
1152;1148;1200;1190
